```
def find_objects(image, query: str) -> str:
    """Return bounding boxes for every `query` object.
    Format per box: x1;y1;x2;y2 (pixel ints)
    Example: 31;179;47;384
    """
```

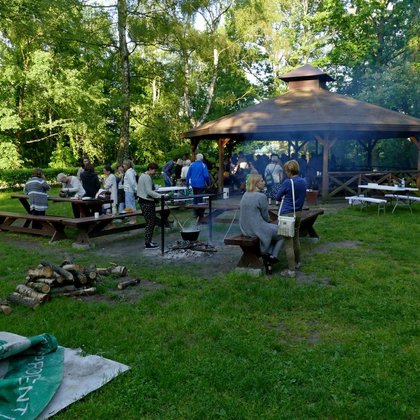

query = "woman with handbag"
239;174;284;265
276;160;307;278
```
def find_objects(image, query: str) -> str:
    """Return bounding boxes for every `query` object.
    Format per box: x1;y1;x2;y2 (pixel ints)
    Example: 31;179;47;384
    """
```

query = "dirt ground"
7;196;353;303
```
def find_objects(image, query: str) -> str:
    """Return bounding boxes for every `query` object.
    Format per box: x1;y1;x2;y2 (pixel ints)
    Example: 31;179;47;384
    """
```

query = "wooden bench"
0;206;179;244
0;212;68;242
345;196;387;214
224;209;324;273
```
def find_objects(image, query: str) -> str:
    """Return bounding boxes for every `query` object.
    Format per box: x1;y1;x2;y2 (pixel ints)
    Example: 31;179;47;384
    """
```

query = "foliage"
0;0;418;168
0;168;76;189
0;141;24;169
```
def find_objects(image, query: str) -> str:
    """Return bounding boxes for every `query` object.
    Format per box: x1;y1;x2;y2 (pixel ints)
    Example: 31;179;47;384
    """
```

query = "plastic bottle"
401;178;405;188
112;203;117;215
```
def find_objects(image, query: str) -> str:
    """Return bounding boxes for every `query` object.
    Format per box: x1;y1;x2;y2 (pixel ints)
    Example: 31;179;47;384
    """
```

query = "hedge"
0;165;148;190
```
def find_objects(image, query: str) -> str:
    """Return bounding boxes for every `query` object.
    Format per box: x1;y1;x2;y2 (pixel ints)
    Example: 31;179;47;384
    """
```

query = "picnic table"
4;194;177;246
11;193;113;218
357;183;419;213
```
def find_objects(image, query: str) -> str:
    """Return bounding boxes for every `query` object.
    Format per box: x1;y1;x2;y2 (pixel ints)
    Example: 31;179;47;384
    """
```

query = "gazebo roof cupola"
279;64;334;91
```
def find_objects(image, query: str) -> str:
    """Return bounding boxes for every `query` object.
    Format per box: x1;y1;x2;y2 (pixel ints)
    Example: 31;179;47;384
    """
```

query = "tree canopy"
0;0;418;169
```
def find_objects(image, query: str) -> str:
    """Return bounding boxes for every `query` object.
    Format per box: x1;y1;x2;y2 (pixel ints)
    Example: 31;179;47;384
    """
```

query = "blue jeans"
162;172;172;187
125;191;137;211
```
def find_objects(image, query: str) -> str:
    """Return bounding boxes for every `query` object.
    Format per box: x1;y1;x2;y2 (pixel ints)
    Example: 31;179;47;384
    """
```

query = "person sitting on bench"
239;174;283;264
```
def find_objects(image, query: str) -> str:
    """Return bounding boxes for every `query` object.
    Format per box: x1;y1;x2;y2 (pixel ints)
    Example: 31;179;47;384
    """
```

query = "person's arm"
145;176;161;199
42;181;51;192
275;179;289;202
203;165;210;186
259;194;270;222
94;175;100;191
103;176;112;190
185;166;192;187
66;177;82;193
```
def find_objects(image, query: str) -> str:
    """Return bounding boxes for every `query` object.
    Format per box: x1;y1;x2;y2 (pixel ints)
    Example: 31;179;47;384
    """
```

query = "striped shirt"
24;177;51;211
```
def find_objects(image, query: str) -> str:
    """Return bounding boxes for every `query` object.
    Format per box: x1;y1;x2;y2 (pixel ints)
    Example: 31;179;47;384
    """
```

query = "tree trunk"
60;287;96;297
40;260;74;281
26;281;51;294
27;266;55;279
50;285;77;295
116;0;131;164
117;278;140;290
15;284;50;303
8;292;40;309
0;300;12;315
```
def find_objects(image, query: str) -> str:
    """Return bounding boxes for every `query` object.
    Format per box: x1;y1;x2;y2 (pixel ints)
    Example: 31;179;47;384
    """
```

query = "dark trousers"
138;198;156;244
192;187;206;218
31;209;45;229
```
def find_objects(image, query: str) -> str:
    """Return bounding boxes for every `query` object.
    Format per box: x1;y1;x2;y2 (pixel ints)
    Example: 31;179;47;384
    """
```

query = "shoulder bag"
277;178;296;237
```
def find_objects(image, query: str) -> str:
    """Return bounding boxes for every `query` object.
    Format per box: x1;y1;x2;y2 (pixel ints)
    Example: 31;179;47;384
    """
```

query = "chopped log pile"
2;259;139;312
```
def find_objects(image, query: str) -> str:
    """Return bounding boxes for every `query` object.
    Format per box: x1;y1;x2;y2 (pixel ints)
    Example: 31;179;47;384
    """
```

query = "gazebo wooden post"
218;138;230;192
190;138;200;161
409;136;420;187
316;136;336;199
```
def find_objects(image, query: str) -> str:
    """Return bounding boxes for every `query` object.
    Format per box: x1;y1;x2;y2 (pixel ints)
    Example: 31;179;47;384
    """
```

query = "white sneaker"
145;242;159;249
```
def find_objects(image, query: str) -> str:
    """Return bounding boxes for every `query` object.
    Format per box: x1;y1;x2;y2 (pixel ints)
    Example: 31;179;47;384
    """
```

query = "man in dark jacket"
162;159;176;187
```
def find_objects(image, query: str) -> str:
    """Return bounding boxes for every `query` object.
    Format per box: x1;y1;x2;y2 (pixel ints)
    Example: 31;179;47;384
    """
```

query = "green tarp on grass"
0;333;64;419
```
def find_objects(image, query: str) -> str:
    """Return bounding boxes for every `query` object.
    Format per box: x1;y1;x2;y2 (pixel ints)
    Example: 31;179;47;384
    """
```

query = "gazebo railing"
325;170;419;199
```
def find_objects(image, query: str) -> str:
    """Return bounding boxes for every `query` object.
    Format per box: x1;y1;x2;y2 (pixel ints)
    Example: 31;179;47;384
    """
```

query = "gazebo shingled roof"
183;65;420;196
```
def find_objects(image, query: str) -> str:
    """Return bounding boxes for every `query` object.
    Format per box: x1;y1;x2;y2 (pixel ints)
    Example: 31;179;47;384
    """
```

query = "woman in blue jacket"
276;160;307;278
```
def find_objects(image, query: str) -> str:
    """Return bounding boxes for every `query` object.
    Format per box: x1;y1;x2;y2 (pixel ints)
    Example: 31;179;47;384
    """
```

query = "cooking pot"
180;230;200;241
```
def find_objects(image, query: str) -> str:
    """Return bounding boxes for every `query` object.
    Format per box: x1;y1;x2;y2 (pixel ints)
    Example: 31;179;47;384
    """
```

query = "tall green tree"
0;0;114;167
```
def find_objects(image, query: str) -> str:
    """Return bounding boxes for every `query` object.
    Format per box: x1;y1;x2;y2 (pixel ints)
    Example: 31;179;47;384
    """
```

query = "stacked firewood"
3;260;133;311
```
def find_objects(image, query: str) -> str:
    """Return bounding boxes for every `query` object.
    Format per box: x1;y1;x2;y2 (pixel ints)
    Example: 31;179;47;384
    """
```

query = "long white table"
156;186;188;193
358;183;419;213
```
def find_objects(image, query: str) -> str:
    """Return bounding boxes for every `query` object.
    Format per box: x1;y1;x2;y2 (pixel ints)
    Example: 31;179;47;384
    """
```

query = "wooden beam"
190;138;200;161
409;136;420;188
218;138;230;192
315;136;336;199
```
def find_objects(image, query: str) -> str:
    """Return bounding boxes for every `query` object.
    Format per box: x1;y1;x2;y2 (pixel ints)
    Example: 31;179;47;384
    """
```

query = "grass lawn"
0;190;419;418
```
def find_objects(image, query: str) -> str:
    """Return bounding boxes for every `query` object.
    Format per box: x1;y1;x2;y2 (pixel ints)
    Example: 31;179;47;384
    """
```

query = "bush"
0;168;76;189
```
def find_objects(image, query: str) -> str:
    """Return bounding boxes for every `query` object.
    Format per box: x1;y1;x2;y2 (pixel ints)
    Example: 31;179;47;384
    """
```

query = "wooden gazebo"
184;65;420;198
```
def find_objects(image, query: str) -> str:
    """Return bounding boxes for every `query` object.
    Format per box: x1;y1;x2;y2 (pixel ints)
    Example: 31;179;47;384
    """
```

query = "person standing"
77;155;90;179
24;168;50;229
186;153;210;222
116;164;126;213
102;165;118;214
137;163;162;249
80;163;100;198
264;154;283;204
162;158;176;187
122;159;138;224
276;159;307;278
239;174;283;265
180;159;191;185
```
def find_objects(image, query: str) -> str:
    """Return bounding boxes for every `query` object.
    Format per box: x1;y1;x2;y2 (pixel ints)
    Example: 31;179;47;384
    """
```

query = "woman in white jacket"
122;159;138;224
102;165;118;213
